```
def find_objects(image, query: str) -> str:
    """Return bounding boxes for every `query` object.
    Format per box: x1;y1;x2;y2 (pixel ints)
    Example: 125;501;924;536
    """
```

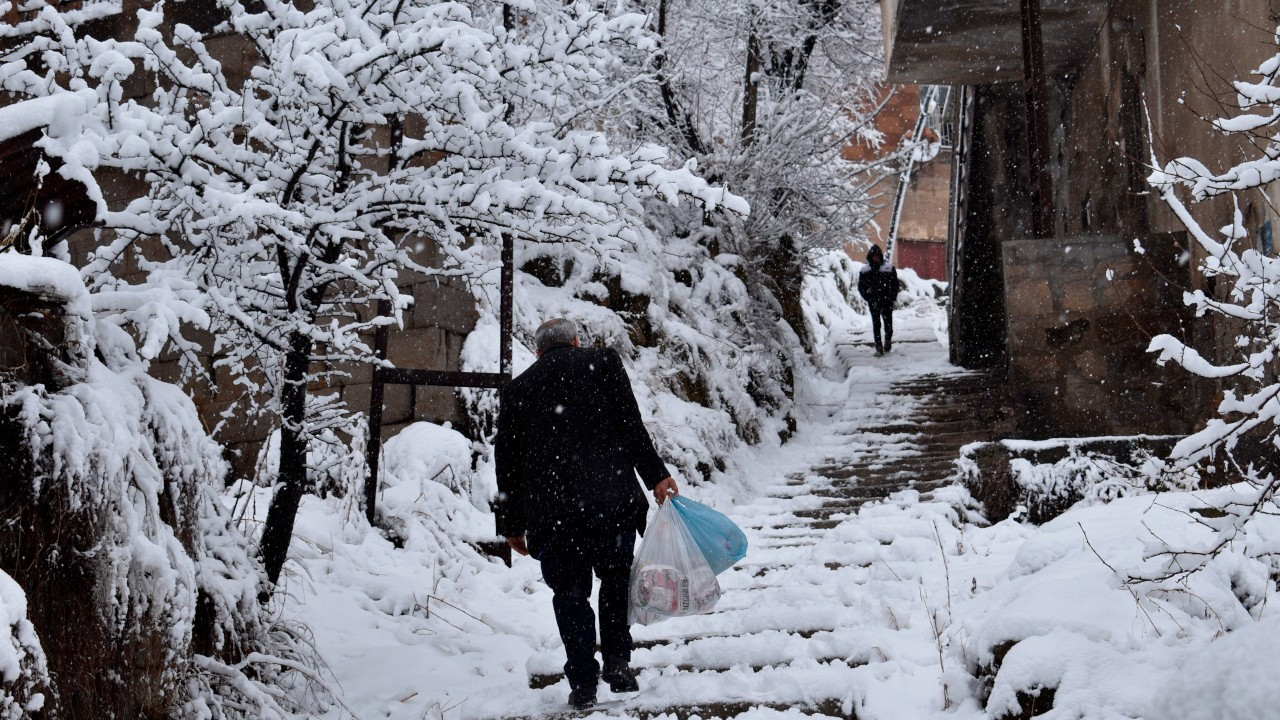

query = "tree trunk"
259;332;312;586
762;234;810;353
741;13;761;146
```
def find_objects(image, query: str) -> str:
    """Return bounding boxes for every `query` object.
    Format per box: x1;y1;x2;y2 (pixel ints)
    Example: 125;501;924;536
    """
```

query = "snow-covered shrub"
959;486;1280;719
894;264;948;311
958;436;1196;523
804;251;867;343
258;406;370;500
0;573;49;720
463;221;795;492
1151;612;1280;720
229;420;496;621
378;422;491;549
0;253;320;718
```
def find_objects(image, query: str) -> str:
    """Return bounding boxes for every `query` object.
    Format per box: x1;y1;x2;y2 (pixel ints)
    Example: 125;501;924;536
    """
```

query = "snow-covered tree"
623;0;891;344
1143;25;1280;581
1;0;744;584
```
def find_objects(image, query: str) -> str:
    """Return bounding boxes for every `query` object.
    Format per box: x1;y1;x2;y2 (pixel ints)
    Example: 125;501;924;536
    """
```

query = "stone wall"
946;0;1280;435
1001;234;1193;437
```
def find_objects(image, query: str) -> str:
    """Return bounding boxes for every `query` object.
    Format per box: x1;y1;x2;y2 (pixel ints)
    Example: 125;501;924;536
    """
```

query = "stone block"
1059;279;1096;314
168;361;219;406
1060;377;1106;424
445;330;467;372
1071;349;1108;380
356;123;392;176
402;235;445;268
412;281;479;335
343;382;412;425
381;421;415;441
1042;316;1092;350
330;359;374;386
341;382;374;416
1011;354;1060;384
386;326;448;371
1006;278;1054;317
1056;242;1099;267
225;440;266;483
203;33;260;92
381;383;413;425
414;386;460;424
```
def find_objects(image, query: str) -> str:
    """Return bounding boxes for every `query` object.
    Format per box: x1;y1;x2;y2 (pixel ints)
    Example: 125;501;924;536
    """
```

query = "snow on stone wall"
0;572;48;720
0;253;315;718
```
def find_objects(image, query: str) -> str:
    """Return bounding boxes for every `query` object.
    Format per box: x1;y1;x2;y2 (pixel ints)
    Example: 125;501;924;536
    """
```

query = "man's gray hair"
534;317;580;354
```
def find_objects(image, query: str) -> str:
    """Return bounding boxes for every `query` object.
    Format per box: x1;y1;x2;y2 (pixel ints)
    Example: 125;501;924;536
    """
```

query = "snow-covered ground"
237;288;1280;720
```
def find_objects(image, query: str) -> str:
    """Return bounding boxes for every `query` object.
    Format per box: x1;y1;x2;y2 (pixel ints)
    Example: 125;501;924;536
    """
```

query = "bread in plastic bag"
628;500;721;625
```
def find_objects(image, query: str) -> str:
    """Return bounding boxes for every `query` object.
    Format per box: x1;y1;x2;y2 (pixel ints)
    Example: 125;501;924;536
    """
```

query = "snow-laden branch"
1138;26;1280;586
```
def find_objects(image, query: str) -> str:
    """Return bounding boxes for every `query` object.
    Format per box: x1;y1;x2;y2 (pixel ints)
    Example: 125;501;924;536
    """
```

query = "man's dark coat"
858;260;900;308
494;345;669;556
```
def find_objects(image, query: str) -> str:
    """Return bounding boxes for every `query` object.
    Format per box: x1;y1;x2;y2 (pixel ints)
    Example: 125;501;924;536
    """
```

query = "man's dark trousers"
540;526;634;691
870;303;893;352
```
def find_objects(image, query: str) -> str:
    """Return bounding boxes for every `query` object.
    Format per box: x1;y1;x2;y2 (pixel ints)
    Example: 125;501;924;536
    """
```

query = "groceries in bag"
628;500;721;625
670;496;747;575
631;564;720;616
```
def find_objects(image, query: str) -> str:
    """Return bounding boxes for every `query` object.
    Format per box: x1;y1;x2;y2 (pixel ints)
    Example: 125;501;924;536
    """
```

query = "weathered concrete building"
883;0;1280;438
844;84;951;280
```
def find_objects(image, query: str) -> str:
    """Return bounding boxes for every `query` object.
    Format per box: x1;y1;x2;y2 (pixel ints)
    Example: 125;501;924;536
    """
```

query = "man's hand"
508;536;529;557
654;477;678;506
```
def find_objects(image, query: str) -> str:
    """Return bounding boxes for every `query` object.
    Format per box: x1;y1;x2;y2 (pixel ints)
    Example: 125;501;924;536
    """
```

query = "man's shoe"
603;664;640;693
568;686;597;710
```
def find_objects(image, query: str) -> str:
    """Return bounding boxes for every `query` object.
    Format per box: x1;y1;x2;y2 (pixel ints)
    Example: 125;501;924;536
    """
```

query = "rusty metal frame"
362;233;514;522
1019;0;1056;239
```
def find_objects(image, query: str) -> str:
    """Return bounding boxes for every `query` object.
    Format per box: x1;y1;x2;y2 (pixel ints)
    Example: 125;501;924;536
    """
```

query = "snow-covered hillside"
0;254;318;718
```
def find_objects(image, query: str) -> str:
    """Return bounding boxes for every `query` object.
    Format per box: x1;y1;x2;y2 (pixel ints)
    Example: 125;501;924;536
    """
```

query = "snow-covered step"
526;659;873;719
526;626;876;685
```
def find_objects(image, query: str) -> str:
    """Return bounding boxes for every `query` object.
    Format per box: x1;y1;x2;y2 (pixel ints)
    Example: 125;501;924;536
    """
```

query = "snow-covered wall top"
0;251;90;311
0;93;92;145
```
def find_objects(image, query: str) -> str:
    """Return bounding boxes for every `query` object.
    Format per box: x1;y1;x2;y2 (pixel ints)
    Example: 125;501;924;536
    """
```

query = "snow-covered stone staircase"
517;317;1011;719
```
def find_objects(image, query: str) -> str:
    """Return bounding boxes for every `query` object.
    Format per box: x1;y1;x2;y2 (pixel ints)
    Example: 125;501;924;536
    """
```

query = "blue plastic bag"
670;496;747;575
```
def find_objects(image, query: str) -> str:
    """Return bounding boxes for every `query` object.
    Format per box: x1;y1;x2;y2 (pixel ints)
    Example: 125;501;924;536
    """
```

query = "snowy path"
283;305;1280;720
510;311;1009;719
283;308;1016;720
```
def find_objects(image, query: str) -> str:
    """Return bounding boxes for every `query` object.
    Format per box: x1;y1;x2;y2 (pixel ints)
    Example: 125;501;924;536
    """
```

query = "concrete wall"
1002;234;1192;437
896;149;951;246
952;0;1280;436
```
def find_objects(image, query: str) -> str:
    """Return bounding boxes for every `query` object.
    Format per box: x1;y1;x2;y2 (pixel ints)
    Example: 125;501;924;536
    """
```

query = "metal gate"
362;234;514;523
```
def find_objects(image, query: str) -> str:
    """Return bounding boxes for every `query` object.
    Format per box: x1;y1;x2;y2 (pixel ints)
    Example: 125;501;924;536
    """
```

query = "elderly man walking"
495;317;678;710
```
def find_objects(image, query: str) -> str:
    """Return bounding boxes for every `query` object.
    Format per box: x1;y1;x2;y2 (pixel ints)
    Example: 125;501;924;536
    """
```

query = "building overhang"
883;0;1112;84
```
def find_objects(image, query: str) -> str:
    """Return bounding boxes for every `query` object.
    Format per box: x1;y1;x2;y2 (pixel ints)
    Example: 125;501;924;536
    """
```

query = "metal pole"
499;233;513;378
1019;0;1055;239
363;297;392;523
886;88;932;260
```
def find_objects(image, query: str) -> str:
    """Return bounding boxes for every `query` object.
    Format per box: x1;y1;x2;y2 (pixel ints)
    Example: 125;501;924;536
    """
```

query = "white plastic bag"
628;500;722;625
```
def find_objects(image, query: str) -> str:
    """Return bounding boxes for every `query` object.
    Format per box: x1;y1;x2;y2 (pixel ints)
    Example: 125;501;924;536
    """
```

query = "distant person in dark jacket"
857;244;899;355
495;317;678;710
